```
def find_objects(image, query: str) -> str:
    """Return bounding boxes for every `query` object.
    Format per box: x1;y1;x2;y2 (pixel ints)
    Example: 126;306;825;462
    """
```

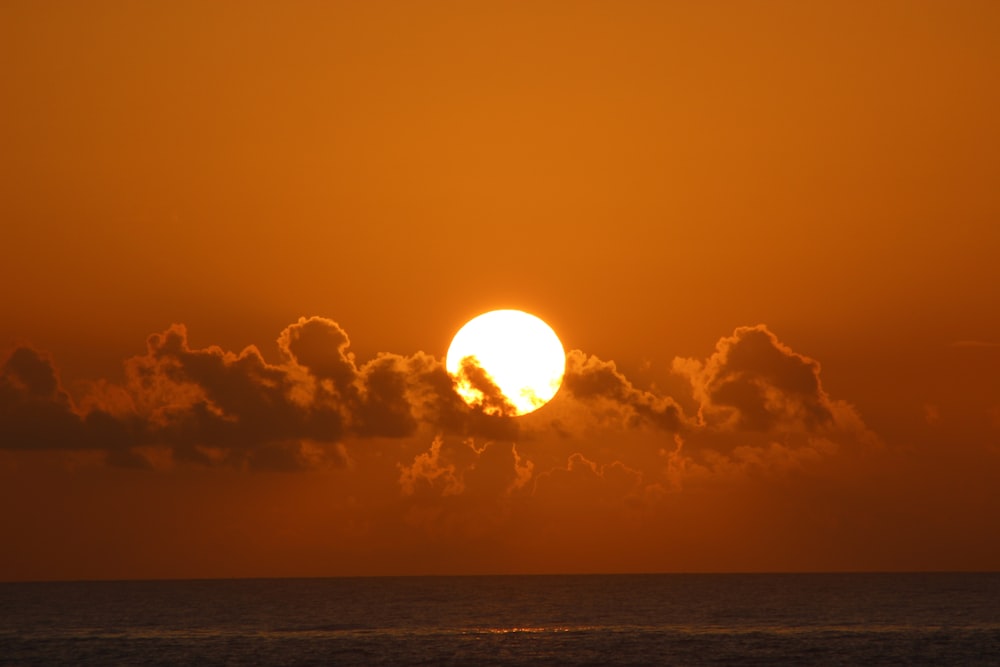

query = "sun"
446;310;566;416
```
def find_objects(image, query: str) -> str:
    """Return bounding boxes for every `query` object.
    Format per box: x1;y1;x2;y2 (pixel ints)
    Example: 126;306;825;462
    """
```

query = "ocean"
1;573;998;665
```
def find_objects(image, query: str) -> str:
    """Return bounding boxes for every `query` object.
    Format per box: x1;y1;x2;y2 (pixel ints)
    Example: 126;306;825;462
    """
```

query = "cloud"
398;435;464;497
0;347;141;461
1;318;876;489
278;315;357;389
5;318;934;576
656;324;882;489
0;317;521;470
1;347;86;450
451;357;520;417
122;322;343;469
533;452;645;508
673;325;835;433
561;350;684;431
398;435;534;500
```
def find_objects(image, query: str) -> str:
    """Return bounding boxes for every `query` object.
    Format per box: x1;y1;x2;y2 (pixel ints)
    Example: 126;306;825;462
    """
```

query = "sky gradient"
2;1;999;581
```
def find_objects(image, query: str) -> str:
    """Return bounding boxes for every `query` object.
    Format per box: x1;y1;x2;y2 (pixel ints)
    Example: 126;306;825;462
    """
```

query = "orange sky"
2;1;999;581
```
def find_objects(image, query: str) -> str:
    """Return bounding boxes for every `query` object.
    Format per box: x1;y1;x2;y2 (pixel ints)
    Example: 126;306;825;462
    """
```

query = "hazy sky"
2;1;999;581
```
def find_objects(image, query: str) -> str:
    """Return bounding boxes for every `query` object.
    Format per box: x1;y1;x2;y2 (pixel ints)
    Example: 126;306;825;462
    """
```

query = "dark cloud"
136;324;334;445
1;318;875;485
453;357;520;417
674;325;834;433
661;325;879;485
278;316;357;393
0;317;520;469
120;323;344;469
0;347;139;454
355;350;520;442
354;354;420;438
561;350;684;431
4;346;61;396
1;347;84;450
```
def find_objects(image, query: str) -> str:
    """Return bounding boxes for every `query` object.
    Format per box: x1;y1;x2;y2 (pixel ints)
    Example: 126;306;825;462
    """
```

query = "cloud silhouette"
122;322;343;469
452;356;520;417
2;316;910;576
561;351;684;431
398;434;535;501
1;318;876;485
0;317;528;469
0;347;141;459
674;325;834;432
1;347;86;450
660;325;880;488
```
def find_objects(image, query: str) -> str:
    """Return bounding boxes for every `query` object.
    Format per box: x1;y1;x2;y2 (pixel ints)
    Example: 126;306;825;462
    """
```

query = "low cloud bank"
2;319;872;483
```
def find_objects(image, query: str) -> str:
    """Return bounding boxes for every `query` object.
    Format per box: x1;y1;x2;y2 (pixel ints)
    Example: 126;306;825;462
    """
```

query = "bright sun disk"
446;310;566;416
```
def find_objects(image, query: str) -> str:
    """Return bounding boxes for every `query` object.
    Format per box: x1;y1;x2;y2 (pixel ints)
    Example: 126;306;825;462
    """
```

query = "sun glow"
446;310;566;415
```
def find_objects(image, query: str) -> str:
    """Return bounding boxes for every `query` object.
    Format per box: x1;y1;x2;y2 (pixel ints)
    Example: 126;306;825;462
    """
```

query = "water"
1;573;999;665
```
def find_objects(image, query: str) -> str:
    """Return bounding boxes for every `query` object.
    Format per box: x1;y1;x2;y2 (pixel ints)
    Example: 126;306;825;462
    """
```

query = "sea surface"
1;573;999;665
